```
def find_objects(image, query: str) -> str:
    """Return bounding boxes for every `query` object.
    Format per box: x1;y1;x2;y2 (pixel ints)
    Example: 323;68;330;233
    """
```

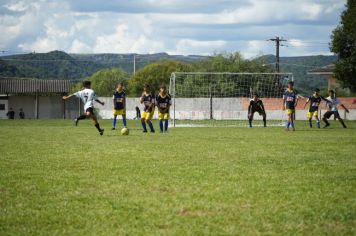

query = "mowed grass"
0;119;355;235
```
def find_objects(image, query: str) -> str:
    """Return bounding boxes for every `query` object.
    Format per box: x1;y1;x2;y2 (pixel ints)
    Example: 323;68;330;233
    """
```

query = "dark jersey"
248;99;264;113
142;92;155;112
308;95;322;112
156;94;172;112
283;89;299;109
113;90;126;110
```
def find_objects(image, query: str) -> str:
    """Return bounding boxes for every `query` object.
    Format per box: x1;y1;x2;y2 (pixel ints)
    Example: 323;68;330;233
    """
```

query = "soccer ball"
121;127;129;135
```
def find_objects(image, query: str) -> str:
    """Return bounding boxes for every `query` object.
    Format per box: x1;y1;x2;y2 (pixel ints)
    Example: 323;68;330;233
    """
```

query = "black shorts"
85;107;94;115
323;111;340;119
250;109;265;116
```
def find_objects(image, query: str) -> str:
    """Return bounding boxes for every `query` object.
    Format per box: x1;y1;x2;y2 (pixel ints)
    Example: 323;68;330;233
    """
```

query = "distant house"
0;79;74;119
307;64;339;90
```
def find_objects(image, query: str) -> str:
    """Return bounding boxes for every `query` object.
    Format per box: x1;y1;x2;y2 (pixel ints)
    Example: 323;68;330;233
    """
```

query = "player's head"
329;89;335;98
117;82;124;91
252;93;258;100
287;81;294;90
314;88;320;96
143;84;150;93
160;84;167;94
83;80;91;89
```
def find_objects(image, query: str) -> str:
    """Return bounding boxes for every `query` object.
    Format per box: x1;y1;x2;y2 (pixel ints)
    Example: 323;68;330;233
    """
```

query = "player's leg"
122;114;127;128
112;113;117;130
141;114;148;133
164;113;169;132
290;110;295;131
158;112;164;132
74;113;87;126
146;111;155;133
248;111;254;128
261;111;267;127
307;112;313;128
335;111;347;128
314;112;320;128
322;111;332;128
87;109;104;135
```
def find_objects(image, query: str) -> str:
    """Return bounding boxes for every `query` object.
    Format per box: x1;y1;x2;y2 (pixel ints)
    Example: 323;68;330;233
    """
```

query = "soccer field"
0;119;355;235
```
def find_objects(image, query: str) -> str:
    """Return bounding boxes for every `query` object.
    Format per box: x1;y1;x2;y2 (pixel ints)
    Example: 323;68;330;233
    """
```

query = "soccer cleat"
150;130;155;133
99;129;104;136
143;130;147;133
323;124;330;128
74;118;79;126
111;127;116;130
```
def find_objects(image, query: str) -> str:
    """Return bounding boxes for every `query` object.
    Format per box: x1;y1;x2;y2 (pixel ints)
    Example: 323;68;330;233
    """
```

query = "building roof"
307;64;335;75
0;79;71;94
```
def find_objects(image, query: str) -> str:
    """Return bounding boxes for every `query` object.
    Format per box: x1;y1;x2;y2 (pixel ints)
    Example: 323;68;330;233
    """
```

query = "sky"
0;0;346;58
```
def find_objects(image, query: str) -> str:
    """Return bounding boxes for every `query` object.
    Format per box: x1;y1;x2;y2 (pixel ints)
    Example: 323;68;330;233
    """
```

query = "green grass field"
0;119;355;235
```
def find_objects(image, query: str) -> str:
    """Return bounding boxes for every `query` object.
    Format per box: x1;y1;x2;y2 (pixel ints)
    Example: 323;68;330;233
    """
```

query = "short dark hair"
118;81;124;86
83;80;91;88
329;89;335;94
314;88;320;92
144;84;150;89
160;84;167;90
288;81;294;86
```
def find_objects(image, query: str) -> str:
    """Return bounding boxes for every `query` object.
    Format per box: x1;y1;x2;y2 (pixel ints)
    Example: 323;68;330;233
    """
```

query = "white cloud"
0;0;347;57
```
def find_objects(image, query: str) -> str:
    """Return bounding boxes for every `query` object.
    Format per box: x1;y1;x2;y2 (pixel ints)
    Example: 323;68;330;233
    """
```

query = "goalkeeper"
248;94;266;127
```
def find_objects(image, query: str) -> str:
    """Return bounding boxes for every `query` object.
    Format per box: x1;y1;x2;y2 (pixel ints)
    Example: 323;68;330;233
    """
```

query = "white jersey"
326;96;340;111
74;88;97;111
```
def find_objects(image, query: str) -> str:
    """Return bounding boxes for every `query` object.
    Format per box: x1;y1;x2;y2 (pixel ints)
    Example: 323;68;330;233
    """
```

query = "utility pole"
133;54;136;75
268;37;287;73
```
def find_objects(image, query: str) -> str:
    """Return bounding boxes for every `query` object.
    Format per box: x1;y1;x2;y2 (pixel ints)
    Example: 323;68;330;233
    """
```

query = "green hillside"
0;51;337;95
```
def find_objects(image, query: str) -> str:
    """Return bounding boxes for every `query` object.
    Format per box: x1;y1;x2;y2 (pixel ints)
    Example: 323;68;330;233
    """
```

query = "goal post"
169;72;293;127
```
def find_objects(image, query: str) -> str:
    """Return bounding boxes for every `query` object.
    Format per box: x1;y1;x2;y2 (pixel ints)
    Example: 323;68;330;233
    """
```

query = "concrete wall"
93;97;356;121
2;95;356;120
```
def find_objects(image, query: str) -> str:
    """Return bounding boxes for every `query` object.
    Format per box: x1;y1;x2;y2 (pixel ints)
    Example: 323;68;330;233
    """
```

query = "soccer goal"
169;72;293;127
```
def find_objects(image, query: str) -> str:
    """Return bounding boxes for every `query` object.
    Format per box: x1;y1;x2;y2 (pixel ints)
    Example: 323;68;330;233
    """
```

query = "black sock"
77;114;86;120
263;118;266;127
95;123;102;132
248;119;252;126
340;120;347;128
323;118;329;126
309;120;312;127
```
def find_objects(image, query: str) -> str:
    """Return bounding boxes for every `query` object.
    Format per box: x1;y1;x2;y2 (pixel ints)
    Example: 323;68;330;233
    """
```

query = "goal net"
169;72;293;127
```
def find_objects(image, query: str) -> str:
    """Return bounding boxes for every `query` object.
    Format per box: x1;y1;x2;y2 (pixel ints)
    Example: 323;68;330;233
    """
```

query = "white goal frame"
169;72;294;127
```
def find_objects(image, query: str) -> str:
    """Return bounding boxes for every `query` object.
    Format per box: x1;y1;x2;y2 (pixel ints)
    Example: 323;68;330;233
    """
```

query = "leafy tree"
193;52;273;73
72;68;128;96
128;60;193;96
330;0;356;92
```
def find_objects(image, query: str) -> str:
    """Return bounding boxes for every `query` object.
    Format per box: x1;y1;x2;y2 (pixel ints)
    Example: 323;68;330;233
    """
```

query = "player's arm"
282;96;286;110
340;104;350;113
112;95;116;108
95;99;105;106
140;93;144;104
260;101;265;113
248;101;252;114
62;94;75;100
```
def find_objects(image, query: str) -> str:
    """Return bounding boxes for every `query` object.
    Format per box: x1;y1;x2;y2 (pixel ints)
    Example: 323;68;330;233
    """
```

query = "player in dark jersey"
282;81;300;131
248;94;266;127
303;88;329;128
156;85;172;133
112;82;127;130
140;84;155;133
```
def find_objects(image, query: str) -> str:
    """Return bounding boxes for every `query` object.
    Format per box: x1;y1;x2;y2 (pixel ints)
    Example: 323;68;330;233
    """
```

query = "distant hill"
0;50;336;94
0;51;205;80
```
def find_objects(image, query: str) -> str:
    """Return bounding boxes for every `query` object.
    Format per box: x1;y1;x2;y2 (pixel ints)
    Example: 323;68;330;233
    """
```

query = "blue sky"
0;0;346;57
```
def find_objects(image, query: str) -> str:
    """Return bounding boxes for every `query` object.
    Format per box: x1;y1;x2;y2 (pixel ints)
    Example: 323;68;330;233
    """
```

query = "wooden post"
35;90;39;119
62;93;66;119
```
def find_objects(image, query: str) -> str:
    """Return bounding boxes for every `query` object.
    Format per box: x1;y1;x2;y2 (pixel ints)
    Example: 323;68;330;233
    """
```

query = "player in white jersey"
322;90;349;128
63;81;105;135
